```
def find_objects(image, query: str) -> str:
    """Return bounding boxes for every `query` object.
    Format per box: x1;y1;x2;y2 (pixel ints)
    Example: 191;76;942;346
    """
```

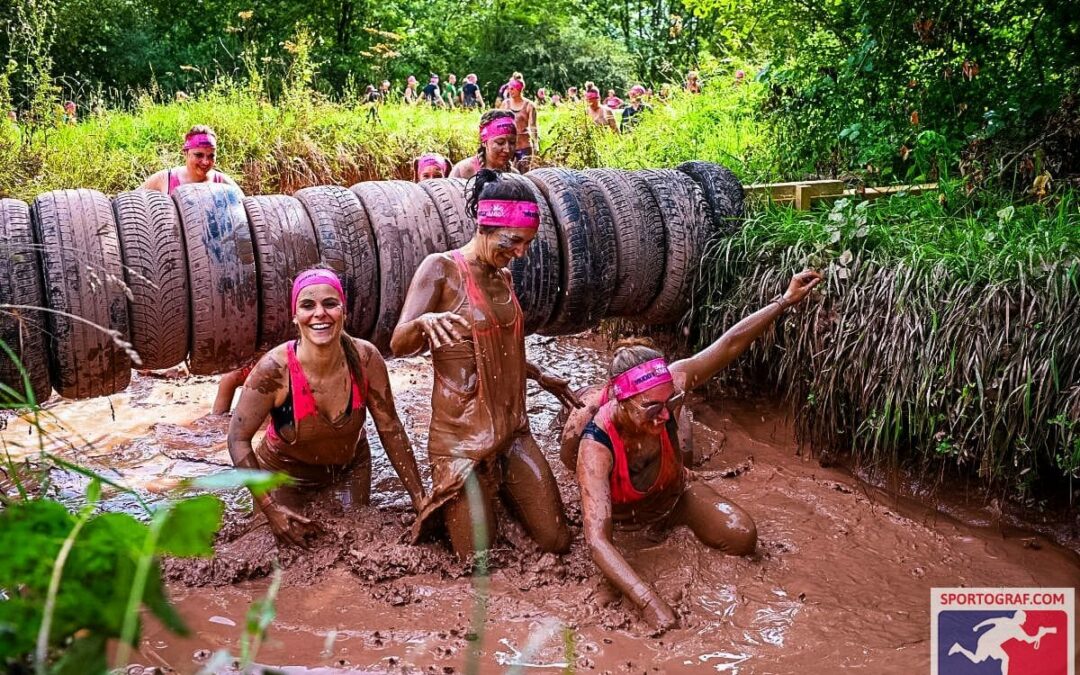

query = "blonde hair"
609;337;664;378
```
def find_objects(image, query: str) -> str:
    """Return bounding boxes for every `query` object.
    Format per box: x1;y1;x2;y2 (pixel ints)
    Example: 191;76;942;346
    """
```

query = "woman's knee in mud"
533;517;572;554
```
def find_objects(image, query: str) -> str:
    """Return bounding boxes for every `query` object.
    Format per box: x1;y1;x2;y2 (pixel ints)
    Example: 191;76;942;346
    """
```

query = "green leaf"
51;632;108;675
186;469;293;496
86;477;101;505
157;495;224;557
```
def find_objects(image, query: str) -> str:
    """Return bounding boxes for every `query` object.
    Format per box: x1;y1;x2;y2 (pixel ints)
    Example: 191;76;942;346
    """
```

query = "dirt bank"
6;335;1078;673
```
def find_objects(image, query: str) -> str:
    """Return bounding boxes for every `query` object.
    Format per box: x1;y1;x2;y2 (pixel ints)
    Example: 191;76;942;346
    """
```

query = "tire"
418;178;474;250
0;198;51;404
675;161;745;235
503;173;560;334
637;169;710;325
526;169;617;335
295;186;379;340
173;183;258;375
31;189;131;399
350;181;448;352
584;169;666;317
113;190;190;370
244;195;321;349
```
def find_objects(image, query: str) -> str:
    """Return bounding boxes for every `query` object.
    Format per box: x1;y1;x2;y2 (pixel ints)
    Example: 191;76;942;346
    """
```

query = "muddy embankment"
6;335;1079;674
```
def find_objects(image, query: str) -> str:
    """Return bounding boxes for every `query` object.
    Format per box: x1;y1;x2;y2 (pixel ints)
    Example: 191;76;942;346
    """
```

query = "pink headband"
476;199;539;229
508;80;524;91
291;269;345;314
417;153;450;175
183;133;216;150
480;117;517;142
585;90;600;101
611;358;672;400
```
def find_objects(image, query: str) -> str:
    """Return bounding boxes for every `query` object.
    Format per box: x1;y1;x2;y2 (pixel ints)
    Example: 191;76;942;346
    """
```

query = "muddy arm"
578;440;662;609
528;104;539;149
670;270;821;391
140;170;167;192
227;352;287;509
390;255;459;356
360;342;426;509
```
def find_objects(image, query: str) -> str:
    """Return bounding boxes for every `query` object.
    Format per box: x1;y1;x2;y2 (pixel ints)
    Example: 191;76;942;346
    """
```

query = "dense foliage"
2;0;1076;182
693;189;1080;501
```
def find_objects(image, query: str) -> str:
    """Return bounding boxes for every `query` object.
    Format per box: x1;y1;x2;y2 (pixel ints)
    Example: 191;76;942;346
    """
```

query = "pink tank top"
167;169;225;194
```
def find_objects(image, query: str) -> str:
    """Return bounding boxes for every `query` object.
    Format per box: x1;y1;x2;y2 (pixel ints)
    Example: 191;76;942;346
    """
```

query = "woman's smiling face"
294;284;345;345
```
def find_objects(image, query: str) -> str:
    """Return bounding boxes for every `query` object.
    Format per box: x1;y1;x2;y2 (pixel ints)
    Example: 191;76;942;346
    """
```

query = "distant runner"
585;89;619;133
499;78;538;171
443;73;460;108
685;70;702;94
461;74;483;109
421;75;444;107
621;85;651;130
404;76;419;105
604;89;623;109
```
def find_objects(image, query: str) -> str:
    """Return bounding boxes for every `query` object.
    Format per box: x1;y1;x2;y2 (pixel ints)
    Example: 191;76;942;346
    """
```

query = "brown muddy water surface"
4;335;1078;674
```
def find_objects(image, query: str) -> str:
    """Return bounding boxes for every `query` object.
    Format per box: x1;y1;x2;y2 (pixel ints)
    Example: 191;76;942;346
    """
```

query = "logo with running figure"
932;588;1074;675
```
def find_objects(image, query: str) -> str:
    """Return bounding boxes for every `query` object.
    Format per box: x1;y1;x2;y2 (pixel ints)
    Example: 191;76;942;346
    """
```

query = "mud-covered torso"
254;341;368;488
428;252;527;460
590;402;685;524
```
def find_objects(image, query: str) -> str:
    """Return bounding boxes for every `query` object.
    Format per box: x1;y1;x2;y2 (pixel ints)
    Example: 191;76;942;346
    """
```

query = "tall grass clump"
693;187;1080;503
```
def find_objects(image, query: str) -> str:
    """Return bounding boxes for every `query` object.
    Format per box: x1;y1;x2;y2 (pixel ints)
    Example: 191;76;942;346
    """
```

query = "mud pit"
6;335;1079;673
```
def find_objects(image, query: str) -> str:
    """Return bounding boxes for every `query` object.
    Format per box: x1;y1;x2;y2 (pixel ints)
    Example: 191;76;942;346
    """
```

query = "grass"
691;186;1080;503
0;76;772;201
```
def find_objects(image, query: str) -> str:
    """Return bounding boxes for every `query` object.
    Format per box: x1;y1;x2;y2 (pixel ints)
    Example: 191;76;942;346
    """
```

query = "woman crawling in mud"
227;268;427;547
560;270;821;630
391;169;582;558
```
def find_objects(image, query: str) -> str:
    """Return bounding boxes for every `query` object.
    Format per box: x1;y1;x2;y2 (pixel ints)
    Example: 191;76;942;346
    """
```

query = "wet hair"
465;169;536;221
476;109;516;166
609;337;664;378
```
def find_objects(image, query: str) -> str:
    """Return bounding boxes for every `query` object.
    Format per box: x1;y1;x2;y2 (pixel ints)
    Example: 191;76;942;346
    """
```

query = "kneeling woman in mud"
391;170;582;558
228;269;426;547
561;270;821;630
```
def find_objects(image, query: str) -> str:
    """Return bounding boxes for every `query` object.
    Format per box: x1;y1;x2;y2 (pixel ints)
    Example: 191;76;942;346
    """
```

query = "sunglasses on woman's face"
627;390;685;420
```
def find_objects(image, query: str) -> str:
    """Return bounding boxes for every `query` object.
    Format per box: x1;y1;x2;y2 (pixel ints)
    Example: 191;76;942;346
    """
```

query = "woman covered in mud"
228;269;426;547
391;170;583;558
141;125;239;194
449;110;517;180
560;270;821;630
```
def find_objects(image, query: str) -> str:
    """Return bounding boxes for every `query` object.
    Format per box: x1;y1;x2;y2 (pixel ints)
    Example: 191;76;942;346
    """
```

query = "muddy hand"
265;502;322;548
540;372;583;409
418;312;470;349
783;269;822;305
642;595;678;633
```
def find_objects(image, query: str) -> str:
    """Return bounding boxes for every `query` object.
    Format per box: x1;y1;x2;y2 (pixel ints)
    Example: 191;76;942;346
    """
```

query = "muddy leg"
500;435;571;554
442;471;499;559
670;481;757;555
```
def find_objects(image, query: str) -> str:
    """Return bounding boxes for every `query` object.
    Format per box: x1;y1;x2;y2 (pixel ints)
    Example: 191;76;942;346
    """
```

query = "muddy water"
5;335;1079;674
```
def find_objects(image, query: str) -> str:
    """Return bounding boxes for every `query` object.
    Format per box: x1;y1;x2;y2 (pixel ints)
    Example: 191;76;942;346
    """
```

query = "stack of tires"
0;162;742;403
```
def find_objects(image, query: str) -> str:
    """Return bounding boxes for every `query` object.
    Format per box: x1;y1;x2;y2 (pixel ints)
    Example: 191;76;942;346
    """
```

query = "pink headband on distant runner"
183;133;216;150
507;79;524;91
611;358;672;400
291;269;345;314
585;90;600;101
476;199;539;229
417;153;449;175
480;117;517;142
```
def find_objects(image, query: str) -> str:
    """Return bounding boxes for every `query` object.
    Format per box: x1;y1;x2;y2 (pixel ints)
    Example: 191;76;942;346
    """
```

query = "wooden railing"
744;180;938;209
